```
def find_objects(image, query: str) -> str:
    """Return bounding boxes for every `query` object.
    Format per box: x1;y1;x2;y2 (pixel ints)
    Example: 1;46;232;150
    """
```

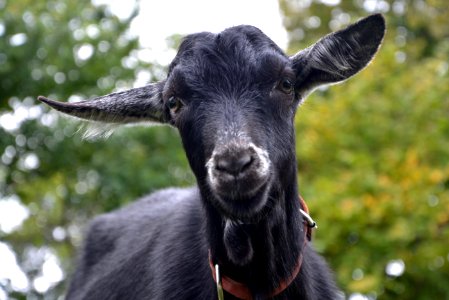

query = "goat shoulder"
66;187;216;300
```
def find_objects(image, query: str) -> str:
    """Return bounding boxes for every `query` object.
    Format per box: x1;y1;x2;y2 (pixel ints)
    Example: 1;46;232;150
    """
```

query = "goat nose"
215;150;253;176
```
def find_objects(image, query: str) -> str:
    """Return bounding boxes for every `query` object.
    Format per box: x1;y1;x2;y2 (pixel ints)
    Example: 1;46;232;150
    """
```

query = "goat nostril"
215;152;253;175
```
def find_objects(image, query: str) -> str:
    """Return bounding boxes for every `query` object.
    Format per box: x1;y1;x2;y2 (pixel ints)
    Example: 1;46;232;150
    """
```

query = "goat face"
38;14;385;220
163;27;300;219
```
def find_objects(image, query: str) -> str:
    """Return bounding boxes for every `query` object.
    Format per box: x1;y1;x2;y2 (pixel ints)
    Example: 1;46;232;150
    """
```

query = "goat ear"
291;14;385;97
38;81;167;124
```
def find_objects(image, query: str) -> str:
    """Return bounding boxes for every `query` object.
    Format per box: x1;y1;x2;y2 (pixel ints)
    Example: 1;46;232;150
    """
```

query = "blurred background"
0;0;448;299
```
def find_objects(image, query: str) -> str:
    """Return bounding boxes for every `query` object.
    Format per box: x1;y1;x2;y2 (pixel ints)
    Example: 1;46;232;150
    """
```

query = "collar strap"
209;252;304;300
209;196;316;299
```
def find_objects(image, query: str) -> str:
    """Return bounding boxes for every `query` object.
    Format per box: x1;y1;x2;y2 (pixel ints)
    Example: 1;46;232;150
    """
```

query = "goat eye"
167;96;183;114
278;78;294;94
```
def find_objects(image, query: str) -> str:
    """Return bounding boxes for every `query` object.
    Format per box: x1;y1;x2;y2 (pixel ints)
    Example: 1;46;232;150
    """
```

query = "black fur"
55;14;386;300
67;188;338;300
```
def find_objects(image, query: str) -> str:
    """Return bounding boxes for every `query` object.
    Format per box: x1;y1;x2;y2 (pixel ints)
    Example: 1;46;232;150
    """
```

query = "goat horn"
37;83;166;124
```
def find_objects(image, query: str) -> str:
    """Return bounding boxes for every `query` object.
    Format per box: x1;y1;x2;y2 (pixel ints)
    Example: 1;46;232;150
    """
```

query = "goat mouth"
210;175;272;219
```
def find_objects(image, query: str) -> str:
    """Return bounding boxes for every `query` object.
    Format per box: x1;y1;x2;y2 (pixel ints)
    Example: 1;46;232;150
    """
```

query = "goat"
38;14;385;300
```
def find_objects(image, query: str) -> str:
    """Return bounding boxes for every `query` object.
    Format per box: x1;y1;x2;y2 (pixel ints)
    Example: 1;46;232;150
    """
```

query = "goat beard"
223;220;254;266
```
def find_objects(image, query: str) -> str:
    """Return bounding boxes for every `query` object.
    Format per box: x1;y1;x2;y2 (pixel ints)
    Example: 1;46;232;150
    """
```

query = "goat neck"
203;166;306;298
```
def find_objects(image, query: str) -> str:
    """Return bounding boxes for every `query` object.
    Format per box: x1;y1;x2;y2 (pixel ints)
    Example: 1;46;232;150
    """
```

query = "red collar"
209;196;315;299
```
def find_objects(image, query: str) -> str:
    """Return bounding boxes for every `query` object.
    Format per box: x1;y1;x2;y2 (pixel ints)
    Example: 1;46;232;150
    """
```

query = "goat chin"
209;177;273;221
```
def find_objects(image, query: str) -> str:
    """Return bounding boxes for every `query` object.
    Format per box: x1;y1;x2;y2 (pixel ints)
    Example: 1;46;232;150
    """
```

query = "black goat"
39;14;385;300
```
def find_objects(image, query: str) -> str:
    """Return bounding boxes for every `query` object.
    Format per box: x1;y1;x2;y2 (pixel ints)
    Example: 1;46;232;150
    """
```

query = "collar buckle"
299;208;317;229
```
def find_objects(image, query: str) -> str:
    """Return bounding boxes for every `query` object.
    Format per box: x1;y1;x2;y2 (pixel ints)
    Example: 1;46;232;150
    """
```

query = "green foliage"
0;0;193;298
0;0;141;105
281;0;449;299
